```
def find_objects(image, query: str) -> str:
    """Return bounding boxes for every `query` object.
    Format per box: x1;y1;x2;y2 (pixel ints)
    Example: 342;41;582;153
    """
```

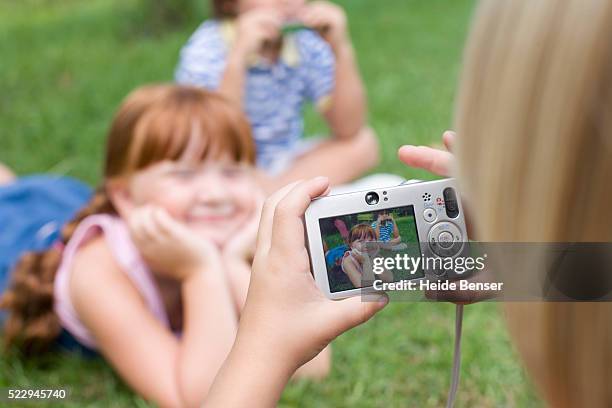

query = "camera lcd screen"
318;205;424;293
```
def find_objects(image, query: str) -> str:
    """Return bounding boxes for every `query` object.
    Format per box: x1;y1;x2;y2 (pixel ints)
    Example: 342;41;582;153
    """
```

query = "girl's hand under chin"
221;189;265;265
127;205;222;281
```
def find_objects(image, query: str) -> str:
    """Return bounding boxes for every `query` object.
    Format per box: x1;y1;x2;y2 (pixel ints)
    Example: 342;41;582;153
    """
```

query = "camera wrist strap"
446;304;464;408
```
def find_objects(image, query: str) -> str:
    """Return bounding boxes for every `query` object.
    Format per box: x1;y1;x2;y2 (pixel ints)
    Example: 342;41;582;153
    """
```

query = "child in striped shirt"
175;0;379;193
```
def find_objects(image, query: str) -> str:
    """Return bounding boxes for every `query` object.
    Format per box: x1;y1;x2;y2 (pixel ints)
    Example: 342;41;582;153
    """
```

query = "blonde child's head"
1;84;257;355
454;0;612;406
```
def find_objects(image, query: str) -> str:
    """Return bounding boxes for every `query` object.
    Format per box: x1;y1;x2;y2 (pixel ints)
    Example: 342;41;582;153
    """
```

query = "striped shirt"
371;221;394;242
175;20;336;171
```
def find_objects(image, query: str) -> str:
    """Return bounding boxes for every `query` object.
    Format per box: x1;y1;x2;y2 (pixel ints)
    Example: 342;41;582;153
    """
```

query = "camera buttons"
428;222;463;257
438;231;454;248
423;208;437;223
443;187;460;218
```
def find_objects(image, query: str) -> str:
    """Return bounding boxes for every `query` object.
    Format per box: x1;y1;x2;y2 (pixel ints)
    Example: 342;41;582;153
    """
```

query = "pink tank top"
53;214;170;349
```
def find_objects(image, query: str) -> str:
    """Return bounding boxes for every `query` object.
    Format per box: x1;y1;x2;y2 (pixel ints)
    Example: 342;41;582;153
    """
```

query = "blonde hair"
1;84;255;355
454;0;612;406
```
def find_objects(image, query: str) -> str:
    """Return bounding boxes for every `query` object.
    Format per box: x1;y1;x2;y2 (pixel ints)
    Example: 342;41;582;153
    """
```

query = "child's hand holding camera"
127;205;222;281
298;1;349;51
398;130;456;177
234;9;283;58
204;178;388;406
399;131;496;303
377;212;394;225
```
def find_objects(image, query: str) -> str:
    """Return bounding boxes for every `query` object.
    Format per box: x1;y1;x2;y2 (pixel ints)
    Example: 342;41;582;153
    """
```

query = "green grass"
1;0;542;406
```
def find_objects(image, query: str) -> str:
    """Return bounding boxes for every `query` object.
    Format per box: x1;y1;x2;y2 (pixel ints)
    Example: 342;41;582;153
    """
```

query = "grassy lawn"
1;0;541;406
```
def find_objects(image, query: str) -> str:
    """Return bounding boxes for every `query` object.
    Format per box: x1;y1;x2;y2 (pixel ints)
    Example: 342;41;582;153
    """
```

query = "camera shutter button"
438;231;454;248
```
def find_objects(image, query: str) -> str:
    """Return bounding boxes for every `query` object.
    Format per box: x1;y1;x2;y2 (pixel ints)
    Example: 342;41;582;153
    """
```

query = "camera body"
304;178;469;299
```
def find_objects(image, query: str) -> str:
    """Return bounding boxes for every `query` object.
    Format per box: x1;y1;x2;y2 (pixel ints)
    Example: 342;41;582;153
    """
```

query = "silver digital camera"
304;179;469;299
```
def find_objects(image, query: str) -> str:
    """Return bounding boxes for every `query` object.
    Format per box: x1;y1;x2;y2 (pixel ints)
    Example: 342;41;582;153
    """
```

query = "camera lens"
365;191;379;205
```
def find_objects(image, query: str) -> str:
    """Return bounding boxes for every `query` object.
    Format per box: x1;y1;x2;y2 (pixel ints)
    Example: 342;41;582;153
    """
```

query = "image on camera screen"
318;205;424;293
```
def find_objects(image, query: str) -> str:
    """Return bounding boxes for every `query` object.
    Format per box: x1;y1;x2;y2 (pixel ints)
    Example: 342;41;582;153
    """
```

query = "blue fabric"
371;221;394;242
55;328;99;358
325;244;348;269
0;175;92;311
175;19;336;171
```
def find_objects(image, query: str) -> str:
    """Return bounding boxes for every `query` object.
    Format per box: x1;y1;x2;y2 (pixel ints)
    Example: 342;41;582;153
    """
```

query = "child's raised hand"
127;205;222;281
235;8;283;57
398;130;477;244
397;130;456;177
237;177;388;371
298;1;349;50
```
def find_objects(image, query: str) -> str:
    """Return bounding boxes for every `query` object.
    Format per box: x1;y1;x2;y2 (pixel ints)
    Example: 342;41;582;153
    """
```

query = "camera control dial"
428;222;463;257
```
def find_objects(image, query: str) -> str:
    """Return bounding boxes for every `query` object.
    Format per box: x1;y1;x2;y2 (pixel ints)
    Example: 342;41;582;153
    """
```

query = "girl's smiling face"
102;85;258;249
121;130;258;247
350;231;378;256
126;156;257;247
